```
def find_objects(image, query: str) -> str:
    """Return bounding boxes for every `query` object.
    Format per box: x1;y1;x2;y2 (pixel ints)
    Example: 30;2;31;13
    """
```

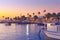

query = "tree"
52;12;56;17
27;13;29;16
45;13;52;19
56;12;60;19
2;16;4;18
34;15;38;21
13;17;17;20
38;12;40;17
38;12;40;14
21;15;26;20
57;12;60;17
32;13;35;16
43;10;46;12
29;15;32;17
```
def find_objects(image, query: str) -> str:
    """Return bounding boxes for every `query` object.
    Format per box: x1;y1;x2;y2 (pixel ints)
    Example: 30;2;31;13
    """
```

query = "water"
0;23;59;40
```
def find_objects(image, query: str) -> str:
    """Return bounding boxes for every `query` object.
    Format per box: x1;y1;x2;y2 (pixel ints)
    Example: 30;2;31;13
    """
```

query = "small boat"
5;19;12;26
37;23;45;26
44;23;60;39
5;22;11;26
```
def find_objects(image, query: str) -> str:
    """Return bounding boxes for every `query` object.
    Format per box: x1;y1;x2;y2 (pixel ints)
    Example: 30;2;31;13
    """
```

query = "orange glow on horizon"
0;6;60;19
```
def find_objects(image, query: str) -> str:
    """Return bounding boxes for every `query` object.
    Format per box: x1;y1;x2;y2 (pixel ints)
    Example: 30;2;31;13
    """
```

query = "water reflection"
0;24;41;40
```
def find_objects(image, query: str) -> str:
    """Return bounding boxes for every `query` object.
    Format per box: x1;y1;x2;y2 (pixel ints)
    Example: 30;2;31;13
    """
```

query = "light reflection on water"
0;24;41;40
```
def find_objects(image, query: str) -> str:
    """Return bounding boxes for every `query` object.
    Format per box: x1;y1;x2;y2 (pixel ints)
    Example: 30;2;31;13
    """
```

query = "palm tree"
57;12;60;17
29;15;32;17
2;16;5;19
32;13;35;20
32;13;35;16
27;13;29;15
2;16;4;18
13;17;18;21
38;12;40;14
21;15;26;20
27;13;30;17
56;12;60;19
34;15;38;21
52;12;56;17
45;13;52;19
38;12;40;17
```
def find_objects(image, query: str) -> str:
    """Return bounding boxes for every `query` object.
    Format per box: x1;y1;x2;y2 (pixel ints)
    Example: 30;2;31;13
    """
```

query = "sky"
0;0;60;18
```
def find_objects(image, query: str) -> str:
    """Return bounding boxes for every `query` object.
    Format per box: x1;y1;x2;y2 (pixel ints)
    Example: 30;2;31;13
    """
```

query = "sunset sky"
0;0;60;18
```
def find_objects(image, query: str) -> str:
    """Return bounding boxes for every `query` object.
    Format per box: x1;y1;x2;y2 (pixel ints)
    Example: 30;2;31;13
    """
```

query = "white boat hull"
44;31;60;39
44;23;60;39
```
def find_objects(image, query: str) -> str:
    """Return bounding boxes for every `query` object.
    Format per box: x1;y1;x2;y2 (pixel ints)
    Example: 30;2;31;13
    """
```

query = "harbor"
0;12;59;40
0;0;60;40
0;23;59;40
0;11;59;40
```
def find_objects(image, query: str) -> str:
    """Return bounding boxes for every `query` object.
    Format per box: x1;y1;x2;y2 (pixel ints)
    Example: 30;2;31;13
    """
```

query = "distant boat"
37;23;44;26
17;22;34;24
17;20;35;24
44;23;60;39
5;22;11;26
5;19;12;26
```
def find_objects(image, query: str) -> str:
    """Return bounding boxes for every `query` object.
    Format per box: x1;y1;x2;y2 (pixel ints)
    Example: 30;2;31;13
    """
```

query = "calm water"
0;23;59;40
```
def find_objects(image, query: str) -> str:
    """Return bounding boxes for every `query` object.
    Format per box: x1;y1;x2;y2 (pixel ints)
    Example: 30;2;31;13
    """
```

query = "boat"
44;23;60;39
37;23;45;26
5;19;12;26
17;21;35;24
5;20;11;26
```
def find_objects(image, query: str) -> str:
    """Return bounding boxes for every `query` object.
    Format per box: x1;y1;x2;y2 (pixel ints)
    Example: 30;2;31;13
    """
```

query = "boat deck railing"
45;23;60;33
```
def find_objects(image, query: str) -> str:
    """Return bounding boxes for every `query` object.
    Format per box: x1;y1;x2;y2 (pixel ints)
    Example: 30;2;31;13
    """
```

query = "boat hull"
44;31;60;39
